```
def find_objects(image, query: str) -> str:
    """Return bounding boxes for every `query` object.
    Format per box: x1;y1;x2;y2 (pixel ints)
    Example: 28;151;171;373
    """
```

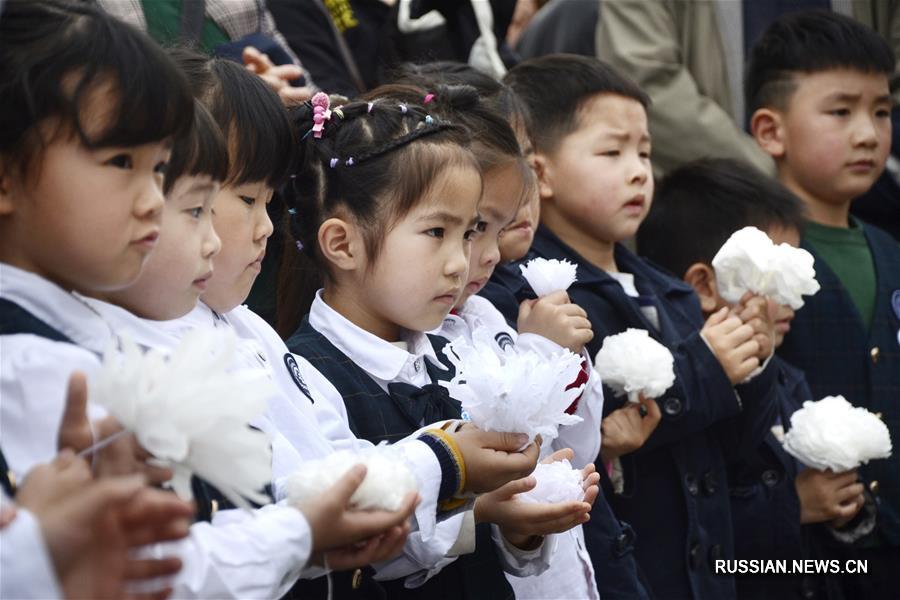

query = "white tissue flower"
712;226;820;309
519;258;578;297
595;329;675;403
441;328;584;446
518;459;584;504
782;395;892;472
286;445;417;511
91;330;274;508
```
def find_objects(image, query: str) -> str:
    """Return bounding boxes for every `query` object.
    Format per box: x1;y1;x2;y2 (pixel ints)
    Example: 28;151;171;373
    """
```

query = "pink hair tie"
311;92;332;139
423;93;435;104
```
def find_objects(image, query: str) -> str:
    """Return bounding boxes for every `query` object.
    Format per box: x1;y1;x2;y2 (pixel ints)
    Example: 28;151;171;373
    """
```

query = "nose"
136;178;165;223
255;205;275;242
203;220;222;259
446;239;470;281
482;237;501;269
627;153;650;186
851;113;879;149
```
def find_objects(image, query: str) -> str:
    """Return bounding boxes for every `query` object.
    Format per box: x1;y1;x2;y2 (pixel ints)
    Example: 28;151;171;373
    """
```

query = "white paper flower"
782;395;892;472
91;329;274;508
441;328;584;446
712;226;820;309
519;258;578;297
285;445;417;511
517;459;584;504
594;328;675;403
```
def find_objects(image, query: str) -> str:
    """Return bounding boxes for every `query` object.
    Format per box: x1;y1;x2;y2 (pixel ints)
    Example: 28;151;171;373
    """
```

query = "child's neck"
540;203;619;273
779;170;851;228
322;286;402;342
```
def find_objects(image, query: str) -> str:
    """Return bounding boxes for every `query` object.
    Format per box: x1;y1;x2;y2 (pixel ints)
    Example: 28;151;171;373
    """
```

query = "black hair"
637;158;806;279
275;91;478;336
0;0;193;179
168;48;295;189
745;10;895;115
503;54;650;153
163;101;229;195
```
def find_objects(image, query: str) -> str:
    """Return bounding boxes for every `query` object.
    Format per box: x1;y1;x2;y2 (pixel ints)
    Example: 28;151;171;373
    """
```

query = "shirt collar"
308;289;440;383
0;263;112;352
79;296;189;353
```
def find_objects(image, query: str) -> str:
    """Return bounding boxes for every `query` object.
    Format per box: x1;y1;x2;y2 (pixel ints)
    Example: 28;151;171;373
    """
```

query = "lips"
847;159;876;172
132;229;160;249
623;195;645;211
434;289;461;305
466;277;488;295
193;271;213;290
249;249;266;269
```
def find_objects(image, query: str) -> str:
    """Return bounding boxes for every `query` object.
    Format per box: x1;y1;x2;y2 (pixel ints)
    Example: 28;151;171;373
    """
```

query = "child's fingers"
582;483;600;506
57;371;92;453
834;482;865;504
124;557;183;581
704;306;731;328
541;448;574;465
725;322;755;346
498;475;537;498
541;290;571;305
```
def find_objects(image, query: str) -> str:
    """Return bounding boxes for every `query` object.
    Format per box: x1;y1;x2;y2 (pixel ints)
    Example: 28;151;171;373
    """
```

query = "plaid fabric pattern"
97;0;301;65
778;222;900;545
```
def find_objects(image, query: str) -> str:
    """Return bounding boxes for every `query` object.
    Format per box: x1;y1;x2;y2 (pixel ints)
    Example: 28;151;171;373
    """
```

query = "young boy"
747;12;899;595
639;158;875;600
503;54;780;600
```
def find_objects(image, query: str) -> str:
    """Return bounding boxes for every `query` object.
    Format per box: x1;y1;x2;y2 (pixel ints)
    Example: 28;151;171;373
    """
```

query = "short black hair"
504;54;650;153
0;0;193;178
169;48;295;189
637;158;806;279
745;10;895;114
164;101;229;195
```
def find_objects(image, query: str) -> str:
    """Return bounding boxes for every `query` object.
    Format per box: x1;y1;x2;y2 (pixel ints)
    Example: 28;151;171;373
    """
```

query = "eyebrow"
188;181;216;194
418;210;466;227
824;92;892;104
601;131;651;143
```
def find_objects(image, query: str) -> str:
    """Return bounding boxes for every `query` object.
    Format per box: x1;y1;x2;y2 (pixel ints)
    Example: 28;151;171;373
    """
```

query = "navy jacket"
777;222;900;547
483;225;782;600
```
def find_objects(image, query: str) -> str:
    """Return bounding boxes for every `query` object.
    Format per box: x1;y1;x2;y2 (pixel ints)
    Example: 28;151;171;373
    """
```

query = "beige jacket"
596;0;900;176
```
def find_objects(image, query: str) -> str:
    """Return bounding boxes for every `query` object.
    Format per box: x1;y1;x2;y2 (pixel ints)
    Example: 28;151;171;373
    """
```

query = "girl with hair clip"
277;90;595;599
380;82;606;600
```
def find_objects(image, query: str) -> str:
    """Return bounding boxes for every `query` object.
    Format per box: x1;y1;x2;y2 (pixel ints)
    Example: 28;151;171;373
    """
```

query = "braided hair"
275;91;479;336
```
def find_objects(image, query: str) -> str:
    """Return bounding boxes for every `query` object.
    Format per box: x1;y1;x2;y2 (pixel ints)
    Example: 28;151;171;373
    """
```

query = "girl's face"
201;180;274;313
0;122;169;292
331;164;482;341
499;122;540;262
104;174;221;320
456;162;524;308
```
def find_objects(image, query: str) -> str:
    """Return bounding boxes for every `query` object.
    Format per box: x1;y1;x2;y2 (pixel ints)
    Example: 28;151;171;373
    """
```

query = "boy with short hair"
503;54;780;600
747;12;899;594
640;158;876;600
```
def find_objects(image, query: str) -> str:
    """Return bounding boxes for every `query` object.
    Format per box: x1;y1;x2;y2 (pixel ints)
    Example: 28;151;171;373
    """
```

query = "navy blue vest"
0;298;265;522
778;222;900;546
287;318;514;600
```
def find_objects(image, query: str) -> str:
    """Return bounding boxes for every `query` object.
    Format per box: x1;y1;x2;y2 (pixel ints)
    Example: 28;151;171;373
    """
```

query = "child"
279;91;596;599
747;12;899;595
640;157;876;600
503;54;782;600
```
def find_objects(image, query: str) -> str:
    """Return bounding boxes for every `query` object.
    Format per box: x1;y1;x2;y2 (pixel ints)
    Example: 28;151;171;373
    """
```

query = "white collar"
308;290;440;383
0;263;111;353
78;296;191;353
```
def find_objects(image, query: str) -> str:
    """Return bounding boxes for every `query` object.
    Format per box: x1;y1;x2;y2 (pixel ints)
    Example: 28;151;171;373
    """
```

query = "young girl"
278;90;600;598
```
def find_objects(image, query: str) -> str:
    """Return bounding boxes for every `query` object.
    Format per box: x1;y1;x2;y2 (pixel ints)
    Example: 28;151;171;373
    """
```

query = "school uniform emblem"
283;353;314;402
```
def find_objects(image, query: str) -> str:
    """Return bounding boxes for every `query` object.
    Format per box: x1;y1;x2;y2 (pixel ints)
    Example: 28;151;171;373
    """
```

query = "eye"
602;150;620;157
829;108;851;117
876;108;891;118
463;228;477;241
475;221;488;233
640;150;651;159
154;161;169;175
425;227;445;238
188;207;203;219
240;195;256;206
105;154;133;169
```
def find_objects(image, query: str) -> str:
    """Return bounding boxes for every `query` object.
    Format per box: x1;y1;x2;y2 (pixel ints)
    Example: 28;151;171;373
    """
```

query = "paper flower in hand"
286;445;417;511
712;226;820;309
91;329;274;508
519;258;578;297
441;328;584;446
517;459;584;504
782;395;892;472
595;328;675;403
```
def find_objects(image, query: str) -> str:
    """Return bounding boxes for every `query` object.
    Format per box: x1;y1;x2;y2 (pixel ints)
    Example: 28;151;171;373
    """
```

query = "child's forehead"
572;93;650;137
787;68;892;105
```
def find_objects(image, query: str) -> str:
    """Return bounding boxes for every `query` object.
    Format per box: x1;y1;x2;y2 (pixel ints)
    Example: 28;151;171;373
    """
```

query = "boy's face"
105;175;221;320
456;162;522;308
201;181;274;314
537;93;653;245
763;69;891;207
499;121;539;262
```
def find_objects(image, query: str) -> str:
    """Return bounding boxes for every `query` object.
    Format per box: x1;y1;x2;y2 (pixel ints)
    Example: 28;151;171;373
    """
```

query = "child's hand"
322;523;410;571
294;464;418;557
795;468;865;526
733;292;776;362
599;395;662;463
448;425;541;494
701;307;760;384
473;449;598;549
15;450;92;517
517;290;593;354
242;46;314;106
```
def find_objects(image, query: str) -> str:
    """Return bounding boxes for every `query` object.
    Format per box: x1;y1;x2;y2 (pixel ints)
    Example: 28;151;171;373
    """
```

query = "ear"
0;160;16;216
683;263;723;315
531;152;555;201
750;108;785;159
317;217;365;272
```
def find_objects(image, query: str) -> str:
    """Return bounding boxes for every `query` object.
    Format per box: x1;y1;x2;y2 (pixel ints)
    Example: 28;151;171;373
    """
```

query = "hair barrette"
367;102;374;114
423;93;435;104
329;157;339;168
311;92;332;139
424;115;434;125
295;240;304;252
399;103;408;114
287;207;297;215
333;106;344;119
345;157;355;167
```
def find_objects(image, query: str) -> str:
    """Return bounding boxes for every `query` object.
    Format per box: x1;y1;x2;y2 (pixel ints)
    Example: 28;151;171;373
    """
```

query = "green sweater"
804;217;876;332
141;0;229;54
